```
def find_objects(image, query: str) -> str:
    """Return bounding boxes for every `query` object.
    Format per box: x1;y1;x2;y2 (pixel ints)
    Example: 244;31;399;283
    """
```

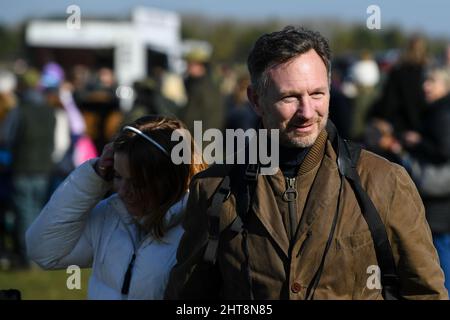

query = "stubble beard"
280;113;328;148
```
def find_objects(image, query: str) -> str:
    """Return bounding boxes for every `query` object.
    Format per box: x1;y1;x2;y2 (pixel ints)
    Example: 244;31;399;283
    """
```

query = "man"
165;26;447;300
181;47;225;135
3;84;56;268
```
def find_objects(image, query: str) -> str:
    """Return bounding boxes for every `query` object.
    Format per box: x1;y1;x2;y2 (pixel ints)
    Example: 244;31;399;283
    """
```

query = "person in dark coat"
2;86;56;267
225;72;258;131
181;48;225;135
370;35;428;135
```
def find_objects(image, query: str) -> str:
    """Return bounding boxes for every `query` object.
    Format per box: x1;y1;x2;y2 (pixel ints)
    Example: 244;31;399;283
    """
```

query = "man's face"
249;49;330;148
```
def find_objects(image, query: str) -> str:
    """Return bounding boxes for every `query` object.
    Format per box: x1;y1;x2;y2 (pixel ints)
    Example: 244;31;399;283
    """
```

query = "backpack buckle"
245;164;260;181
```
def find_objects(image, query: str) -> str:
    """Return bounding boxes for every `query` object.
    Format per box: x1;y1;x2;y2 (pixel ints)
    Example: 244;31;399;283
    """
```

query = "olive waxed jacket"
165;128;448;300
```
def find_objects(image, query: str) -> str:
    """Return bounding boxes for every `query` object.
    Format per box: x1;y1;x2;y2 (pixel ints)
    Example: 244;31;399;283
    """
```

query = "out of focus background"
1;0;450;299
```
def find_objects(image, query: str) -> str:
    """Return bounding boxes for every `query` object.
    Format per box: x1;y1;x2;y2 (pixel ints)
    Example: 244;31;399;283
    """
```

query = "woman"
26;115;207;299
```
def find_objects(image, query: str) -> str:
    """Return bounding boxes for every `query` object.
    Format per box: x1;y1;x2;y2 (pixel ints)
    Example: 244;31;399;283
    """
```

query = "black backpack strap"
338;138;401;300
202;162;259;300
242;164;259;215
202;161;259;260
203;175;231;264
239;163;260;300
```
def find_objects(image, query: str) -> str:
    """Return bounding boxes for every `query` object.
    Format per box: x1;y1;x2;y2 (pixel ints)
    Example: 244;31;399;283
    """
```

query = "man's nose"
296;96;314;119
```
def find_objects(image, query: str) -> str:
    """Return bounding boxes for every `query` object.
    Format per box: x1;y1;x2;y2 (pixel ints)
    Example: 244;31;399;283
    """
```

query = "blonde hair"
427;66;450;91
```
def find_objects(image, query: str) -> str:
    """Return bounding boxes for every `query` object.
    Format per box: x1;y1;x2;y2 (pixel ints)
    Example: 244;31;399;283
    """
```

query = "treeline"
181;16;449;63
0;15;448;64
0;24;23;62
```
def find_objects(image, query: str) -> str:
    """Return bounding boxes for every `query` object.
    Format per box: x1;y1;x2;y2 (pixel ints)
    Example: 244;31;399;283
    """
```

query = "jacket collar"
109;192;189;230
298;128;328;175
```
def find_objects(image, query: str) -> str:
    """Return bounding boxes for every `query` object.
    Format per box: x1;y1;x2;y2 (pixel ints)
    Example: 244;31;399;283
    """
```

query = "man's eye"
311;92;324;98
281;96;297;103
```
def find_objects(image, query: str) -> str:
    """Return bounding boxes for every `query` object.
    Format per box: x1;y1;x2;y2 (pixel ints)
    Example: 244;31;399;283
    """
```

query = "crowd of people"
0;47;257;271
0;25;450;299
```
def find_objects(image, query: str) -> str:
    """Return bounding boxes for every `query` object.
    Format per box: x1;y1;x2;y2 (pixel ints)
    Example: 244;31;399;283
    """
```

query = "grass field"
0;266;91;299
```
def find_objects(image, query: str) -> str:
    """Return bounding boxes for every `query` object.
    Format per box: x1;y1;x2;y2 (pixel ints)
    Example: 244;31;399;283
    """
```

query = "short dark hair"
247;26;331;94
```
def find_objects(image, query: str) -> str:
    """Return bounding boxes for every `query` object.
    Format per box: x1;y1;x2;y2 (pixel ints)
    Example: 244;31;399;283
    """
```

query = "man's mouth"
291;121;317;133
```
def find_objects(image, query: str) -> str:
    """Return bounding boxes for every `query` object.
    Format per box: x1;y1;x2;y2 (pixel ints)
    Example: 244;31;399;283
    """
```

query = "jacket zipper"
120;221;149;299
283;177;298;241
121;253;136;295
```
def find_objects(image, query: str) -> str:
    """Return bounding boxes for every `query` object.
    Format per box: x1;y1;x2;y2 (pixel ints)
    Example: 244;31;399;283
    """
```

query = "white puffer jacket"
26;159;188;300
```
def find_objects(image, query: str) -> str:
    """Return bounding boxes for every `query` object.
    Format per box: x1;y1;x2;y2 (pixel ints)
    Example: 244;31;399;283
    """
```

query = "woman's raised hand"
94;142;115;181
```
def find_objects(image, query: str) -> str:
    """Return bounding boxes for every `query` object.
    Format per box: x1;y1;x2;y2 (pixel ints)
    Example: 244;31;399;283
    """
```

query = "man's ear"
247;85;263;117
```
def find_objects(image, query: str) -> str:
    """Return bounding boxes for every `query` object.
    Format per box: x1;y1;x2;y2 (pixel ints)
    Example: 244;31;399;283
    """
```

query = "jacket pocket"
337;229;373;250
336;230;382;299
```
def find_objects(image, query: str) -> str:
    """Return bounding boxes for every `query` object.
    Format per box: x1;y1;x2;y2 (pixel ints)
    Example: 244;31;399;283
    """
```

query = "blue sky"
1;0;449;38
